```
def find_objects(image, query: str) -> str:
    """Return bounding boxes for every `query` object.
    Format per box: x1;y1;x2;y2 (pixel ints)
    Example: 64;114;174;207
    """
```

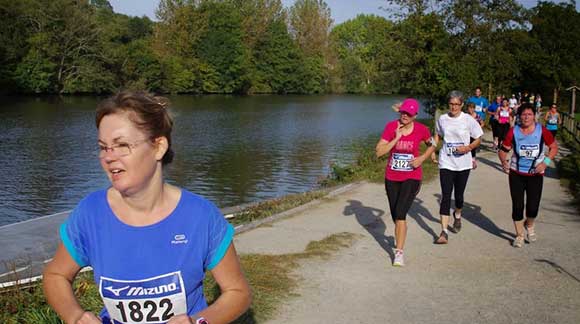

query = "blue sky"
109;0;579;24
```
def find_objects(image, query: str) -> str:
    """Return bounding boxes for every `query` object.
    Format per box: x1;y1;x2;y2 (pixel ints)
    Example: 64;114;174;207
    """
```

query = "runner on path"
498;103;558;248
433;91;484;244
376;98;435;266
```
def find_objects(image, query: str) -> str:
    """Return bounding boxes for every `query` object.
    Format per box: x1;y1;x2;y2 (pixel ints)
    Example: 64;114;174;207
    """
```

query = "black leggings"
497;122;510;147
509;171;544;221
385;179;421;222
439;169;470;216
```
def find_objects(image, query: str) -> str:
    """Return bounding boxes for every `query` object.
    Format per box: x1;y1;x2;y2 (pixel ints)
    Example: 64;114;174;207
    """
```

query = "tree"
527;1;580;103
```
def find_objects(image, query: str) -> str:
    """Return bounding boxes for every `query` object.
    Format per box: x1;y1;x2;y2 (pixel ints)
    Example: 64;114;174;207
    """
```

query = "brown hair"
96;91;174;165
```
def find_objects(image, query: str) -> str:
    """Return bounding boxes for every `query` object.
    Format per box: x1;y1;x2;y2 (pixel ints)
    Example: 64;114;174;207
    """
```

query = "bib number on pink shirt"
391;153;414;171
100;271;187;323
500;110;509;117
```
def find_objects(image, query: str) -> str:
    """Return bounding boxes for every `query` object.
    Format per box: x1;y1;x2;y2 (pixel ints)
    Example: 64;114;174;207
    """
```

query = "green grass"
557;130;580;213
229;191;327;226
1;233;359;324
319;118;438;186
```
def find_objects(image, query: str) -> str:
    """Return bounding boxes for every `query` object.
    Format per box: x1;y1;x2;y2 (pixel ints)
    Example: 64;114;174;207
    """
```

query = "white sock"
443;228;448;234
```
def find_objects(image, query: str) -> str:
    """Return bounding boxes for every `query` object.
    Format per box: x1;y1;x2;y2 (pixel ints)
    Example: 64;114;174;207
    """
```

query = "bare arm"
187;244;251;324
411;138;436;168
43;244;99;324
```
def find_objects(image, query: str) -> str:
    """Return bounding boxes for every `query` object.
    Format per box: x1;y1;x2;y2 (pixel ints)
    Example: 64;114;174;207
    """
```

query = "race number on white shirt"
436;112;484;171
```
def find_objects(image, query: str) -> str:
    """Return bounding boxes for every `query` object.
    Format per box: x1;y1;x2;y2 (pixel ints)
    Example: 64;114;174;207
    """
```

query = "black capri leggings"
385;179;421;222
439;169;471;216
509;171;544;221
497;122;510;146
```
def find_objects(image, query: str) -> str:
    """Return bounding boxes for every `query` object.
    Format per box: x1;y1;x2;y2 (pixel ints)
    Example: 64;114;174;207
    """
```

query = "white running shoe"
513;236;524;248
393;250;404;267
526;226;537;243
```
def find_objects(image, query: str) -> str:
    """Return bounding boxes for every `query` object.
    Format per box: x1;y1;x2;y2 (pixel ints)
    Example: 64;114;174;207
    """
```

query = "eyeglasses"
98;139;149;159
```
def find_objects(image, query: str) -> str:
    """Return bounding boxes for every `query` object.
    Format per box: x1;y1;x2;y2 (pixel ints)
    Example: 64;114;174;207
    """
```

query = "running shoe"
434;231;448;244
526;226;537;243
451;213;462;233
513;236;524;248
393;250;404;267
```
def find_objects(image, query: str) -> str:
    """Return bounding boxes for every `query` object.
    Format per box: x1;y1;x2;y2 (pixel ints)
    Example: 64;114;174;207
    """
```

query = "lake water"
0;94;428;226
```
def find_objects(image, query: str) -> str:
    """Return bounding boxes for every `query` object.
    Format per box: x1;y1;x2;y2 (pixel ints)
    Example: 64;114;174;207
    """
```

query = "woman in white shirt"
433;90;484;244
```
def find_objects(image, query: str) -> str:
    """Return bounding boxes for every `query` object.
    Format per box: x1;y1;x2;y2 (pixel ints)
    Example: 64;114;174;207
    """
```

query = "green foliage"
1;0;579;96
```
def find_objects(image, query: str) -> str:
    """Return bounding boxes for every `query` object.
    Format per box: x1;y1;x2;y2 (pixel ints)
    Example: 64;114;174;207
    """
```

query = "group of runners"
376;88;559;267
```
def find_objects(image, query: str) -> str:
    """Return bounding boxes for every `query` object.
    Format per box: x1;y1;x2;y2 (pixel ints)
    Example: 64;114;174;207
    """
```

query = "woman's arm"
43;244;99;324
375;137;399;158
187;244;251;324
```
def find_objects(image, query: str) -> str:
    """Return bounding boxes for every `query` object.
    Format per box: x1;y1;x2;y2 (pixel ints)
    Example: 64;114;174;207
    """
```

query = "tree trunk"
553;87;558;105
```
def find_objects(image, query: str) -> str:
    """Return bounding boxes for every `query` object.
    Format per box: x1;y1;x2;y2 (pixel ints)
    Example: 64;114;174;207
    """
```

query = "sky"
108;0;579;24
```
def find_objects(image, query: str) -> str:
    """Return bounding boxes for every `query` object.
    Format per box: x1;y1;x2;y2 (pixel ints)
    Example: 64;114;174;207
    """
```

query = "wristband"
543;157;552;166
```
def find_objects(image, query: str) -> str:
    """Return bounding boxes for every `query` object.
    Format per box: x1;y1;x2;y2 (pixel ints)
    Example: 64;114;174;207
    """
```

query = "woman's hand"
455;145;472;155
410;156;424;168
75;311;102;324
430;152;438;164
167;314;194;324
501;160;510;174
395;121;404;139
534;162;548;174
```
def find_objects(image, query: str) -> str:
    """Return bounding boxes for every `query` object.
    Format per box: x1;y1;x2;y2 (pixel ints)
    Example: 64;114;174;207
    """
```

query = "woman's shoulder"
178;189;220;212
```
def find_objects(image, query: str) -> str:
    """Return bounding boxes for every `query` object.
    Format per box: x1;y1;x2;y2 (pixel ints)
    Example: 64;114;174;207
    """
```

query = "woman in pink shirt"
376;98;435;266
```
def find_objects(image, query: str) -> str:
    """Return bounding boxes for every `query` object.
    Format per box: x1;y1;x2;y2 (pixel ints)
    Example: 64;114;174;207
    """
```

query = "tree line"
1;0;579;104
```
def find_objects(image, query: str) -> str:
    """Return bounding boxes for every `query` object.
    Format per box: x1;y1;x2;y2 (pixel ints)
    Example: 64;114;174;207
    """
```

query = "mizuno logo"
104;285;130;297
127;283;178;296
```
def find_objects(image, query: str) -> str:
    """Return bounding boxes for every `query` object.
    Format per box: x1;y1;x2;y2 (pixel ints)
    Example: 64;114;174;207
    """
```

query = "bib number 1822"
115;298;174;322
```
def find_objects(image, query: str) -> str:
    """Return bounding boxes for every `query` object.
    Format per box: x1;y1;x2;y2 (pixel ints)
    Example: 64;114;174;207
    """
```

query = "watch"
195;317;209;324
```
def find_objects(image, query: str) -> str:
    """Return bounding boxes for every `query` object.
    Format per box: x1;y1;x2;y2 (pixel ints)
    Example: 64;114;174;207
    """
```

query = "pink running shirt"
381;120;431;182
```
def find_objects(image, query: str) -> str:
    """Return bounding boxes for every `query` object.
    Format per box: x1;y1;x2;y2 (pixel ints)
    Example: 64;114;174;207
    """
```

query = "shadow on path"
535;259;580;284
407;197;439;240
476;155;505;173
343;200;394;262
433;194;515;243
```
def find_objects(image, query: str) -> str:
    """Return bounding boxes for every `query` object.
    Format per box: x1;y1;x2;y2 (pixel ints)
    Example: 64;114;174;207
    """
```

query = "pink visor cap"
399;98;419;116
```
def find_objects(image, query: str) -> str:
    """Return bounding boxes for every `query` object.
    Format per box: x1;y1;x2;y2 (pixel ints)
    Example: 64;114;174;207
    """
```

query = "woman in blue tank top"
498;103;558;248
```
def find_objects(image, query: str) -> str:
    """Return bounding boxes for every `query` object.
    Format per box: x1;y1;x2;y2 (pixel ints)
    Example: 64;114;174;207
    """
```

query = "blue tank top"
510;123;545;174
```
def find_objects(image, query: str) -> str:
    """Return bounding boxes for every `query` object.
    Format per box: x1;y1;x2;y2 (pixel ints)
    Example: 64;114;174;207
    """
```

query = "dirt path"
235;134;580;324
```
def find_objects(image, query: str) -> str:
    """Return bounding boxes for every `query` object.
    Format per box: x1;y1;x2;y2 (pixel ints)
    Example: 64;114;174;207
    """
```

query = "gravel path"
235;133;580;324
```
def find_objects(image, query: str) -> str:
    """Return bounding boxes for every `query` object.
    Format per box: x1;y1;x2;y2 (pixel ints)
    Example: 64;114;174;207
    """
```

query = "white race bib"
518;144;540;159
475;105;483;112
548;117;557;124
445;142;464;156
499;110;510;118
100;272;187;323
390;153;414;171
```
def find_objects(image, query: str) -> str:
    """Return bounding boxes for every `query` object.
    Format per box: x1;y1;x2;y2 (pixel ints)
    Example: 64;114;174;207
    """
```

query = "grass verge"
557;131;580;213
320;118;438;186
1;233;359;324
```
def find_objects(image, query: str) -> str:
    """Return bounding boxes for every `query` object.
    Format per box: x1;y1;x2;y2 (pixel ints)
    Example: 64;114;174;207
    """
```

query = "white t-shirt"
436;112;484;171
509;98;518;108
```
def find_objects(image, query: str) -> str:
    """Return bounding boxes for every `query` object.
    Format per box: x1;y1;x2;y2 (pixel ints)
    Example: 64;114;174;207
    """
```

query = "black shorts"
385;179;421;222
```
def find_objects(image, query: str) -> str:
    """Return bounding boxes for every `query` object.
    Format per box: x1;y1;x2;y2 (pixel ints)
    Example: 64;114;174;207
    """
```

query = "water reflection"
0;94;423;226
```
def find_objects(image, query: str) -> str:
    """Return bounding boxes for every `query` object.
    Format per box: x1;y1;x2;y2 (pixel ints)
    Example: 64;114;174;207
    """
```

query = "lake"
0;94;428;226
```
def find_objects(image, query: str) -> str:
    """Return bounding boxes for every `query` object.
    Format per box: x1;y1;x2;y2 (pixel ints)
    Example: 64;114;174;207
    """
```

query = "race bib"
445;142;464;156
499;110;510;118
100;272;187;324
475;105;483;112
518;144;540;159
548;117;557;124
390;153;414;171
